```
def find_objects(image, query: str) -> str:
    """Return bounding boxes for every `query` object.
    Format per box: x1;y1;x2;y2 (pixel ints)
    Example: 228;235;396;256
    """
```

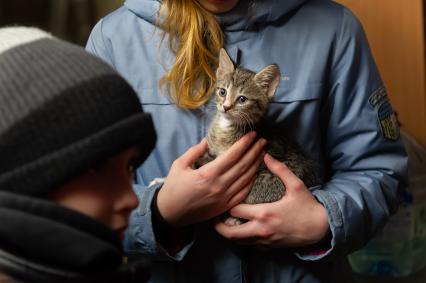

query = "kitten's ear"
216;48;235;80
254;64;281;99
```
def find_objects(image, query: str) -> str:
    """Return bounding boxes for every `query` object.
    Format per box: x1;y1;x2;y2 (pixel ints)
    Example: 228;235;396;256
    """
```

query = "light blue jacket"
86;0;408;282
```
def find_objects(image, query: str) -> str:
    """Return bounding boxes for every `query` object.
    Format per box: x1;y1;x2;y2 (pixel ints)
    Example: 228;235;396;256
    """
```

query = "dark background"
0;0;121;45
1;1;425;282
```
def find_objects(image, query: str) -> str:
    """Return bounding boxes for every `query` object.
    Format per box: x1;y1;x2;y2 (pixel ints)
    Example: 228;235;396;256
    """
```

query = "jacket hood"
124;0;308;31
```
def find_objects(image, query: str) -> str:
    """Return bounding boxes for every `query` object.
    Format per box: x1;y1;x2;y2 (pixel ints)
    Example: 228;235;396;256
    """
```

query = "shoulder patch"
369;87;400;141
368;86;387;107
378;100;400;140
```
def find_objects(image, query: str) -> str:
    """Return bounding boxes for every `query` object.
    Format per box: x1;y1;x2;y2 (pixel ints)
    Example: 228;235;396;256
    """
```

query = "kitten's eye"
237;96;248;103
218;88;227;97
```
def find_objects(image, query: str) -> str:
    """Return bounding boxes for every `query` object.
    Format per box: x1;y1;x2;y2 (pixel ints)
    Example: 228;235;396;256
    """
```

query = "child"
0;27;156;283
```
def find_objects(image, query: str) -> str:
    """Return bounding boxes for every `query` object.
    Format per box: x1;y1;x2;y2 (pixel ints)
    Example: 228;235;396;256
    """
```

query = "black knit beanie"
0;27;156;197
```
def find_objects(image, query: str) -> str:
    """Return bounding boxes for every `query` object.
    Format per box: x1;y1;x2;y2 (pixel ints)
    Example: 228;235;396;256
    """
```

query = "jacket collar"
0;191;150;282
124;0;309;31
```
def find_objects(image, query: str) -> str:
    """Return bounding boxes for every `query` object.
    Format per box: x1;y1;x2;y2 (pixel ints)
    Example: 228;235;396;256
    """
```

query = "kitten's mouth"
220;111;235;119
219;111;256;126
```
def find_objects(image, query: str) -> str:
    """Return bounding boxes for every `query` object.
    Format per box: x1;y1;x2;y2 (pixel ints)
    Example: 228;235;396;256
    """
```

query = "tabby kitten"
198;49;322;225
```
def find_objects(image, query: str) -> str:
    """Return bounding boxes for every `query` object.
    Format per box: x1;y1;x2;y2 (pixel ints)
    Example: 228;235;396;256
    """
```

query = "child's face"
50;147;140;239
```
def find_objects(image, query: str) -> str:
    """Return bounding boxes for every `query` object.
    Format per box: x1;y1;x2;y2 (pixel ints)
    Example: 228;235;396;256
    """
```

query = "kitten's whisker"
235;113;243;131
239;112;254;133
243;114;250;132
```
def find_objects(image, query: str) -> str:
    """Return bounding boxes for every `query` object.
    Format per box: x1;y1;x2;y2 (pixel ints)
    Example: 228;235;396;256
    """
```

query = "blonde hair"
158;0;224;109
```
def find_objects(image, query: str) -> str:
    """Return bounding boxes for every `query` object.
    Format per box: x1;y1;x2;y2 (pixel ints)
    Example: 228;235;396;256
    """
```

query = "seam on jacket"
138;183;161;216
99;18;116;67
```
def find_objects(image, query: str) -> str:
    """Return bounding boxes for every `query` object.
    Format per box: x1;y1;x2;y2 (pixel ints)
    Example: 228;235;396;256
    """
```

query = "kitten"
197;48;322;226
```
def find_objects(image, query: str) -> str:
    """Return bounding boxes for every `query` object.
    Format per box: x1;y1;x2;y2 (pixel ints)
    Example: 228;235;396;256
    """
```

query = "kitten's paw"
224;217;243;226
149;178;165;187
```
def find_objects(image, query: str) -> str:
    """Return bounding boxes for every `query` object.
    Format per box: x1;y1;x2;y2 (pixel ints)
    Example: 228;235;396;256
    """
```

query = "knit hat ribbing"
0;27;156;197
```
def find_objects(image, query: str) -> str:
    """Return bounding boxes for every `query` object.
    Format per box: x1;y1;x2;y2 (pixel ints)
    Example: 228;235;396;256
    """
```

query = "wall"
336;0;426;147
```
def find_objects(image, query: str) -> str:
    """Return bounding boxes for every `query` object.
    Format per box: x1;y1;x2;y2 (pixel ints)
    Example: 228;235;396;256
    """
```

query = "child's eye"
127;155;139;176
127;163;136;181
218;88;227;97
237;96;248;103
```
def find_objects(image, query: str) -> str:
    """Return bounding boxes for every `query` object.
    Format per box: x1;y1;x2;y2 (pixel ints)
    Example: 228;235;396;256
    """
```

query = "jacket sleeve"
86;23;195;261
85;19;115;66
123;183;195;261
296;7;408;261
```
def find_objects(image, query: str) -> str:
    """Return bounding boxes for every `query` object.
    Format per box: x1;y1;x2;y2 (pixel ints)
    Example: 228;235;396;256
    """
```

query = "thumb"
263;153;302;191
178;138;209;167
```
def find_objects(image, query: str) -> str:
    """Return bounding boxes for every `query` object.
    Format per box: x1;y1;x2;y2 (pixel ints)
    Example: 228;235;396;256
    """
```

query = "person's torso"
96;1;356;282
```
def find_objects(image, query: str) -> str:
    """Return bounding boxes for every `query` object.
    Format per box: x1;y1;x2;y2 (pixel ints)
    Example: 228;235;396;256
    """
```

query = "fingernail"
259;139;267;147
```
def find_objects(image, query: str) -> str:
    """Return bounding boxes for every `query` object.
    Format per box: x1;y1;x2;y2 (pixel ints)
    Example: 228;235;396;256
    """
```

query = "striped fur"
198;49;322;225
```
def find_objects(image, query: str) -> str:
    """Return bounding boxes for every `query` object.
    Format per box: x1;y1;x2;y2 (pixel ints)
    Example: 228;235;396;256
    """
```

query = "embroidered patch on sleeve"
368;86;388;107
369;87;400;141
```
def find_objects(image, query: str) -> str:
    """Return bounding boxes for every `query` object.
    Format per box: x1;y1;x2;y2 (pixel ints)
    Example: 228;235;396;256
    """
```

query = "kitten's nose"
223;105;231;112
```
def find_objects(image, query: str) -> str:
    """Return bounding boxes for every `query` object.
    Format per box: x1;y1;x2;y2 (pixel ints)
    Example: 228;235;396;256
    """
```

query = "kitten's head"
215;48;281;125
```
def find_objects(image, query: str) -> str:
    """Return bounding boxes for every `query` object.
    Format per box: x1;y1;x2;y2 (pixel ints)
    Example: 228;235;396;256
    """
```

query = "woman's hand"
157;132;266;227
214;153;330;247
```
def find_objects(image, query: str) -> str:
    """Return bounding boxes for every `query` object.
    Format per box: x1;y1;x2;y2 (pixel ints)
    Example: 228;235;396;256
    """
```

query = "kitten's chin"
230;115;256;125
224;112;238;120
219;112;256;125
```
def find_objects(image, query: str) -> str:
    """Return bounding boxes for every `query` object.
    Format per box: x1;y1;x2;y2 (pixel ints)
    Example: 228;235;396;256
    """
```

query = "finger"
178;139;209;167
224;153;263;199
228;203;263;221
263;153;303;190
201;131;257;176
221;139;266;187
214;219;260;241
227;178;254;208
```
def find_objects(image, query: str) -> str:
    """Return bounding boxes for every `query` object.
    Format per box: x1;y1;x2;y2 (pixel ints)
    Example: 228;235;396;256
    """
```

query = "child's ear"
254;64;281;99
216;48;235;80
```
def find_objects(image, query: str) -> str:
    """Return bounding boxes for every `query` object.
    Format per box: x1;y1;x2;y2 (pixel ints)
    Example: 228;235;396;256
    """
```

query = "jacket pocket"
271;82;324;103
265;82;325;148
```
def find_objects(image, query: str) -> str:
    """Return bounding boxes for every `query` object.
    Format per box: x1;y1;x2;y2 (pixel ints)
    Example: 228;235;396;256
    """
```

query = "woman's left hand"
214;153;330;247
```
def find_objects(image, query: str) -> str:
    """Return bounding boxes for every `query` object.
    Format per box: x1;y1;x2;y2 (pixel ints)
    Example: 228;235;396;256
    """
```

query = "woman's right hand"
156;132;266;227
